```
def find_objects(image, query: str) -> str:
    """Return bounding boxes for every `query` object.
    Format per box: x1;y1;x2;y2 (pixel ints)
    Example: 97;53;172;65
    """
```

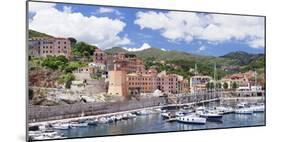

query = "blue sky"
29;2;265;56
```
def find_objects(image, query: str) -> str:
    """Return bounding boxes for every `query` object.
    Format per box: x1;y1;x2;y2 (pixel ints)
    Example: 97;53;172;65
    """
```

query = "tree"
68;37;77;47
41;55;68;70
223;82;228;90
72;42;97;58
206;82;210;90
59;73;75;89
216;83;222;90
209;82;214;90
231;82;238;90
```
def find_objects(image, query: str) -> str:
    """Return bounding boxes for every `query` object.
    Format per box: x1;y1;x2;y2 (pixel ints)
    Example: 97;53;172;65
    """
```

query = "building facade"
93;48;107;64
190;75;212;93
126;70;189;95
28;37;71;58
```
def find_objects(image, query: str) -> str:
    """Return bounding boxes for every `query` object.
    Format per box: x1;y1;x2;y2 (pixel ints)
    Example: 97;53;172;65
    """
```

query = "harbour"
28;97;265;140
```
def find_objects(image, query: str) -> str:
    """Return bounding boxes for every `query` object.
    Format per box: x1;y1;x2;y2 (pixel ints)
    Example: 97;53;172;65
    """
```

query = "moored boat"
235;108;253;114
70;122;88;128
52;123;71;130
176;114;206;125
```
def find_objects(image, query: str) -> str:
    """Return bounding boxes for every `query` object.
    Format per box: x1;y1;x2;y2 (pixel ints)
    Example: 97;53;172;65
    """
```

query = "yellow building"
107;70;128;97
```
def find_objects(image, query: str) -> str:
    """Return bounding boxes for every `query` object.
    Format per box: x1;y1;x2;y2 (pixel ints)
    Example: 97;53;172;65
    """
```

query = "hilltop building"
28;37;71;58
93;48;107;64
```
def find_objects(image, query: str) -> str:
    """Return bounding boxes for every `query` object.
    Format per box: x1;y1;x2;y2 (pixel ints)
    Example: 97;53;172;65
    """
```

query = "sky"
28;1;265;56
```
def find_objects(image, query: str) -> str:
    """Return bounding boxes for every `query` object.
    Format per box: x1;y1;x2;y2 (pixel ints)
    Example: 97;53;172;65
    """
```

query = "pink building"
28;37;71;58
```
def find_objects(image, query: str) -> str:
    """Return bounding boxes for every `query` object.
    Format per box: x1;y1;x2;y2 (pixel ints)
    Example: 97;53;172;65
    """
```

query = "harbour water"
57;109;265;138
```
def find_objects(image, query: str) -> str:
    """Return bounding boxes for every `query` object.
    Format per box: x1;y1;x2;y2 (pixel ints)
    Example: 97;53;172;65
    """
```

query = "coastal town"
28;34;265;140
28;36;263;101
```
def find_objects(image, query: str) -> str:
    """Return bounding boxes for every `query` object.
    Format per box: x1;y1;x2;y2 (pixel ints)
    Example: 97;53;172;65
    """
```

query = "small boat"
237;102;250;108
52;123;71;130
215;106;234;115
136;110;150;115
161;112;171;119
70;122;88;127
199;111;223;119
235;108;253;114
32;131;65;140
127;113;137;119
98;117;108;124
175;111;186;117
154;108;162;112
176;114;206;125
86;119;98;126
251;104;265;113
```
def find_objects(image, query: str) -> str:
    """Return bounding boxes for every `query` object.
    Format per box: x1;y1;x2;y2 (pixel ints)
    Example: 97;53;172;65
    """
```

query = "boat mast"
214;63;217;92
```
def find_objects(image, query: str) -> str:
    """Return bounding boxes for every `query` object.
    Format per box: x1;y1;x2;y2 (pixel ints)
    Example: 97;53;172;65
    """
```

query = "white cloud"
161;48;167;51
135;11;264;48
29;2;56;13
197;46;207;52
29;2;130;49
123;43;151;52
63;6;72;13
97;7;121;15
98;7;114;13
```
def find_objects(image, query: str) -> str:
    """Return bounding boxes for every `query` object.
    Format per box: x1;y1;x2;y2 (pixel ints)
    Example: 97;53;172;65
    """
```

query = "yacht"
235;108;253;114
52;123;71;130
198;110;223;119
70;122;88;128
176;114;206;125
215;106;234;115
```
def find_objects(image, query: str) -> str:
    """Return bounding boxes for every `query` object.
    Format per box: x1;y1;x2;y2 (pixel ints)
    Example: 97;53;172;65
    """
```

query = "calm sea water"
57;112;265;138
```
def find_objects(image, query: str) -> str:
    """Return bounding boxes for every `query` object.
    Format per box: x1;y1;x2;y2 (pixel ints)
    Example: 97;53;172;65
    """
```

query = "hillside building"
28;37;71;58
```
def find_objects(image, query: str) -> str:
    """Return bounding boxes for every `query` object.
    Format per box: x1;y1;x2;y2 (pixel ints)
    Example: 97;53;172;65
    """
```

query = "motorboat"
70;122;88;127
251;103;265;113
235;108;253;114
176;114;206;125
136;109;150;115
215;106;235;115
98;117;108;124
161;112;171;119
86;119;98;126
127;113;137;119
52;123;71;130
198;110;223;119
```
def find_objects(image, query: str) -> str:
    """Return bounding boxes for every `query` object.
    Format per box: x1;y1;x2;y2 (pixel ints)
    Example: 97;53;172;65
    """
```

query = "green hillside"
29;29;53;38
220;51;264;65
104;47;264;79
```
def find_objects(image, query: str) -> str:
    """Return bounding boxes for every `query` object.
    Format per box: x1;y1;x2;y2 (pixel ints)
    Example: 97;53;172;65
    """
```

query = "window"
58;46;60;49
64;46;66;49
58;41;60;44
64;42;66;44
